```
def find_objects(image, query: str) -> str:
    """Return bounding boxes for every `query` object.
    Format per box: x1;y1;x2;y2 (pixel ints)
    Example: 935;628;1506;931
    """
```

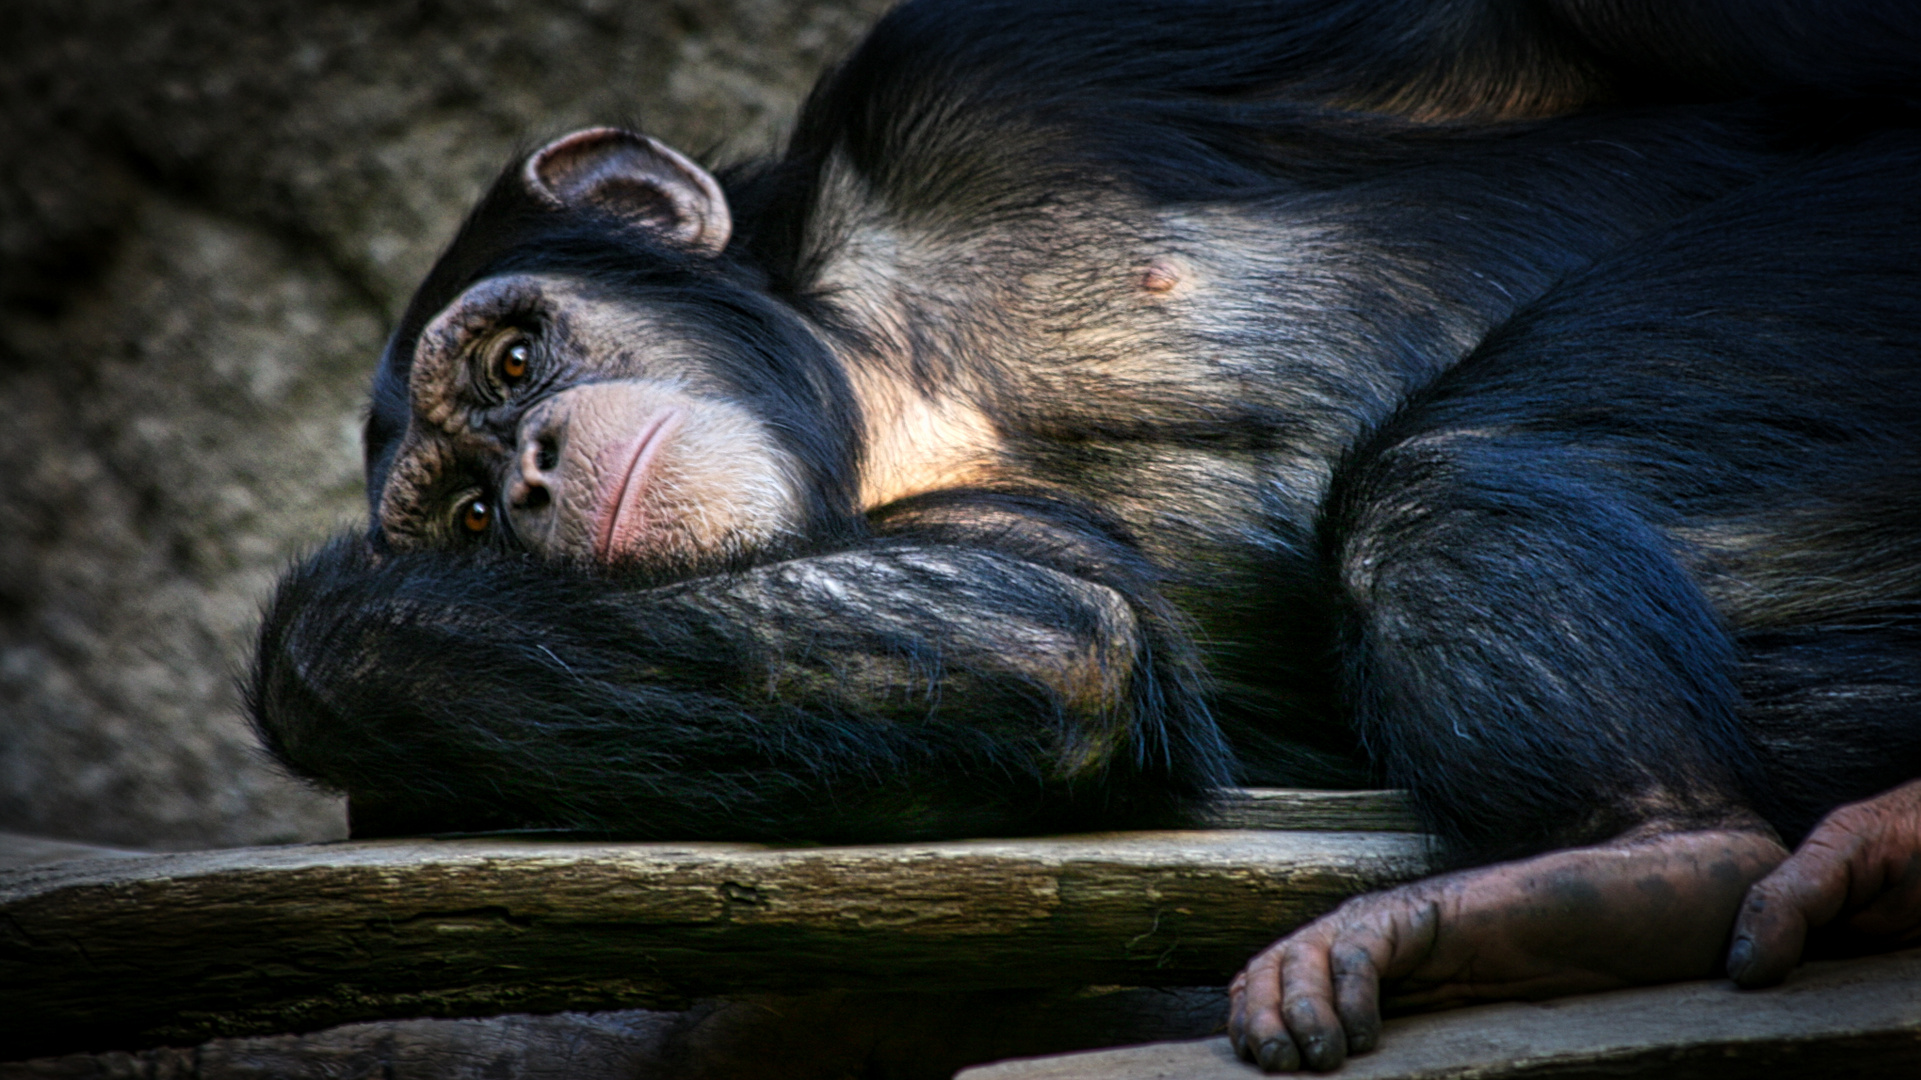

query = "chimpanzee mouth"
593;408;686;561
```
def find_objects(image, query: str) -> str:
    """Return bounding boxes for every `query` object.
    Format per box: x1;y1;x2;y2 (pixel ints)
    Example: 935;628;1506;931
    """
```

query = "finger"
1256;1033;1301;1074
1279;939;1349;1071
1330;940;1383;1056
1726;873;1815;988
1233;945;1301;1070
1728;833;1855;988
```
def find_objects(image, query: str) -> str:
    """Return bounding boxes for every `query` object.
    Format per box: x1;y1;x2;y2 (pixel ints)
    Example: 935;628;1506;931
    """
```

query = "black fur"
1331;135;1921;853
253;0;1920;854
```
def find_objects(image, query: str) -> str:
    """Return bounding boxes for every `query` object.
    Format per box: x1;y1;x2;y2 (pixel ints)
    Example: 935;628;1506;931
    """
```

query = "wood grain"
1207;788;1420;831
0;823;1428;1058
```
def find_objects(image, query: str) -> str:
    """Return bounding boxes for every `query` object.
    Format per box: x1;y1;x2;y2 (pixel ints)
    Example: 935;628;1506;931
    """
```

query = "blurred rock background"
0;0;893;851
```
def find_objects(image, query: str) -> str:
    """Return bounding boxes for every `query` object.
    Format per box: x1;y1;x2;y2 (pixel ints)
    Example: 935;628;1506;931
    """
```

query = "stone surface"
0;0;891;852
0;828;1429;1058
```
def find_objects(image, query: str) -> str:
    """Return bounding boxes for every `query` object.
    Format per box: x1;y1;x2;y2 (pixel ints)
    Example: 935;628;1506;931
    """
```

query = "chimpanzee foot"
1228;829;1787;1072
1728;778;1921;988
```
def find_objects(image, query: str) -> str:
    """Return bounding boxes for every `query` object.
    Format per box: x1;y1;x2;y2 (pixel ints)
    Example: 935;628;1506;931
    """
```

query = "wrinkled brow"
376;432;468;546
407;278;554;433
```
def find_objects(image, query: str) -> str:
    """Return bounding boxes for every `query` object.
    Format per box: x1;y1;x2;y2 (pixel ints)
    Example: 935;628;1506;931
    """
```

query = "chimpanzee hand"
1726;778;1921;989
1227;828;1787;1072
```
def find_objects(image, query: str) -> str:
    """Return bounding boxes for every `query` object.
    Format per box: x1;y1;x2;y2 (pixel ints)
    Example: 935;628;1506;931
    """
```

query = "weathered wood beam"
1;797;1426;1059
1206;788;1421;832
961;946;1921;1080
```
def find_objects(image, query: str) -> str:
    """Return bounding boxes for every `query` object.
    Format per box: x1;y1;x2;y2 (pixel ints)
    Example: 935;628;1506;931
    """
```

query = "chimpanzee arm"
1229;340;1781;1073
1329;440;1766;858
1228;436;1786;1072
250;497;1228;841
1228;828;1788;1071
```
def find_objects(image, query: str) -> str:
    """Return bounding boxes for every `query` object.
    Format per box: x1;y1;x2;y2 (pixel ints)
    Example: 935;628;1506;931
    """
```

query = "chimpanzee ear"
523;128;732;254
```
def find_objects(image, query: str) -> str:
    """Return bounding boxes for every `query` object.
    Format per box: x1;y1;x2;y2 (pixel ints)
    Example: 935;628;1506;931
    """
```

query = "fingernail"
1301;1035;1335;1071
1257;1037;1298;1072
1727;937;1753;979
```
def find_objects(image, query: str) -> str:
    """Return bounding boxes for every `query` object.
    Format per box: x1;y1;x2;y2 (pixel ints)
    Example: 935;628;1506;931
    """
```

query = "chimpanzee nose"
509;426;561;515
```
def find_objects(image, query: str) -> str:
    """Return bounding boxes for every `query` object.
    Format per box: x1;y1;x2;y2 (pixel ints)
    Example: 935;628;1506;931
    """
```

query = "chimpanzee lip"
593;409;685;561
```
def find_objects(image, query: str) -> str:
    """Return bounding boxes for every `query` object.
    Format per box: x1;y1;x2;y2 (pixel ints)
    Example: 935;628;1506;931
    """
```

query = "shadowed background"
0;0;892;851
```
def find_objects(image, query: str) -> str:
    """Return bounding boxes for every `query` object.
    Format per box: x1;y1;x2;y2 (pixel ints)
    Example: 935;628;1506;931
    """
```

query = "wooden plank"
0;828;1427;1059
350;788;1422;836
1207;789;1420;832
961;946;1921;1080
4;1010;683;1080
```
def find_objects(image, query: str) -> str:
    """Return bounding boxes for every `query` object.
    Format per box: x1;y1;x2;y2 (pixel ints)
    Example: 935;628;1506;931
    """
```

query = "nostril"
536;436;559;473
520;483;551;512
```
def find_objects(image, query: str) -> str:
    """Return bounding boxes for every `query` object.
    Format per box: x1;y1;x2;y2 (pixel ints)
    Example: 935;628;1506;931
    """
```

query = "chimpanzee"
249;0;1921;1071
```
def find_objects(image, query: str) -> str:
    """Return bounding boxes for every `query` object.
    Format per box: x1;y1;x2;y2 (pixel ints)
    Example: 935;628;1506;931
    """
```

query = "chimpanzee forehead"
383;207;701;400
406;273;732;415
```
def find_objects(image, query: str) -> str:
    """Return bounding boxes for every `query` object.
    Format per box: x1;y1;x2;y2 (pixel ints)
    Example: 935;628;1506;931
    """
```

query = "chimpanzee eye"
458;496;493;535
483;331;534;388
502;340;531;381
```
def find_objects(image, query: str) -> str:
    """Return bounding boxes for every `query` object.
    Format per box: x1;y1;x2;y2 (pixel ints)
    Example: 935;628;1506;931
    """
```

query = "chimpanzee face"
374;271;806;564
365;127;861;566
